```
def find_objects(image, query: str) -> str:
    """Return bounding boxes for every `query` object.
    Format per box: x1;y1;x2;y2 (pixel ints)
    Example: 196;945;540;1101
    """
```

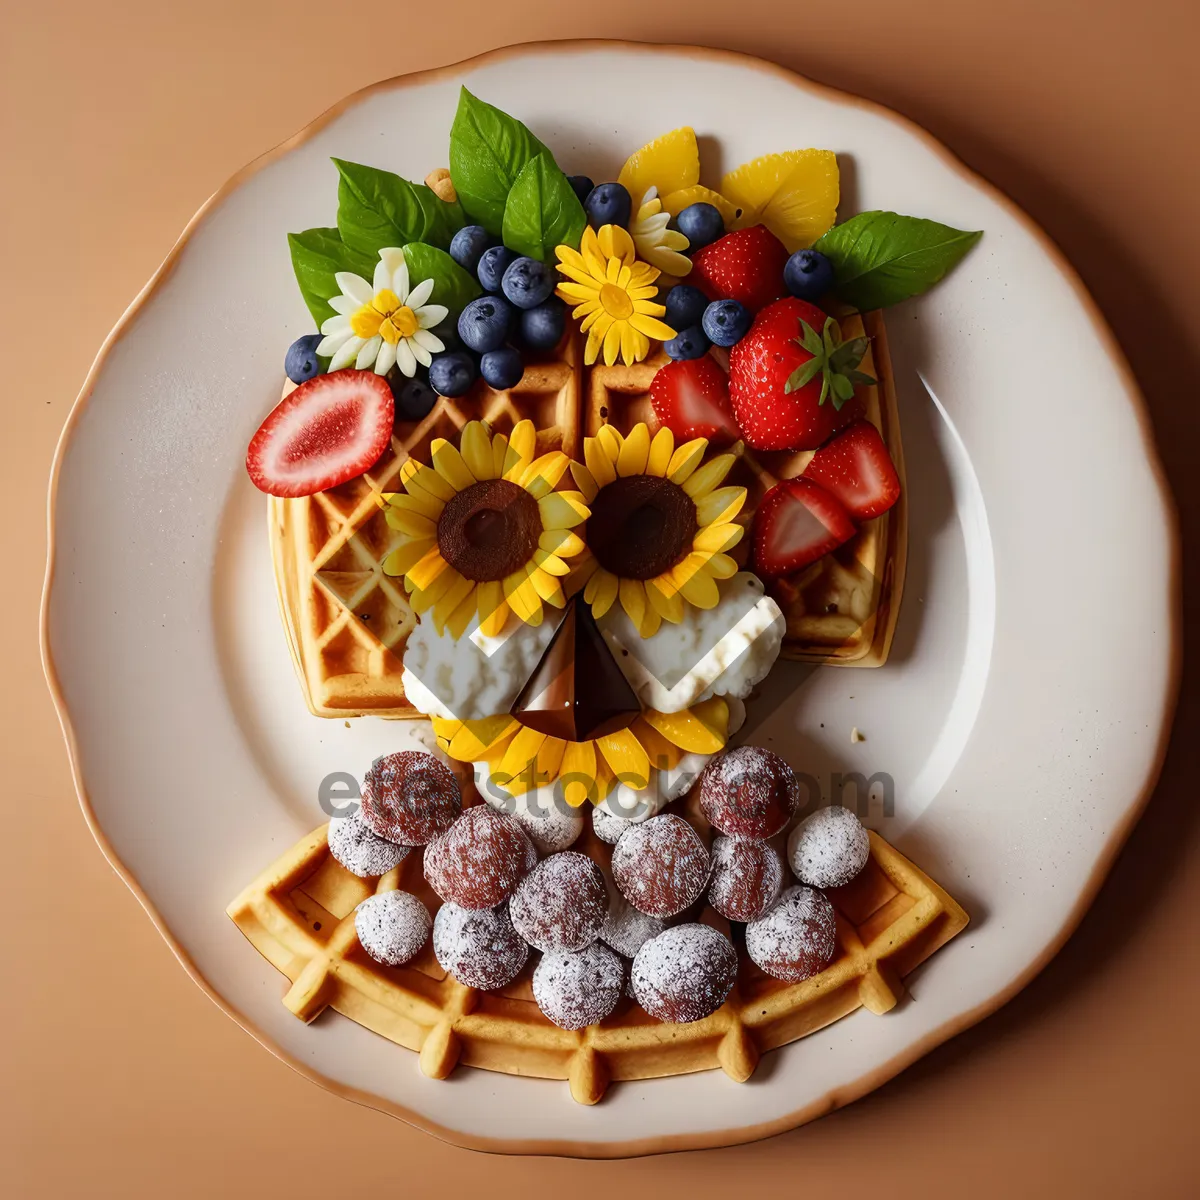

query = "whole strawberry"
689;226;788;315
729;298;874;451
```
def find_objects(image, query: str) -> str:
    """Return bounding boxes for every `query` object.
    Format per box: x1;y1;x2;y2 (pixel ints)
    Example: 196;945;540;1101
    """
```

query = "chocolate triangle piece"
511;596;641;741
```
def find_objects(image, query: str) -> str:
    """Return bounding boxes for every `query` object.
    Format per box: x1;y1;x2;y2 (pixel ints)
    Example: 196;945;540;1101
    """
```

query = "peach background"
6;1;1199;1195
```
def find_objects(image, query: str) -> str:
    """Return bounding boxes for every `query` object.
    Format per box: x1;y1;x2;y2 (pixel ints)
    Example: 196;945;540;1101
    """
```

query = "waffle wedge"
586;311;906;665
270;337;582;718
228;797;966;1105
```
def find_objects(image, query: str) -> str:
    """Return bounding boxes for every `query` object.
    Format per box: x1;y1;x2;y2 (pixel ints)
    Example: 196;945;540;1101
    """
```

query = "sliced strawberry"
803;419;901;521
689;226;789;314
649;355;739;444
753;477;855;577
246;369;394;497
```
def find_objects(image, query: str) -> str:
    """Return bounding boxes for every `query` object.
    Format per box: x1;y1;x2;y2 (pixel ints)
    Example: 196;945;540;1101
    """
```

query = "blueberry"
284;334;323;384
663;325;711;361
477;245;516;293
784;249;835;301
393;374;438;421
428;351;478;398
458;295;515;354
675;202;724;252
585;182;632;229
567;175;594;206
701;299;752;347
518;296;566;350
501;256;556;310
449;225;490;275
480;346;525;390
663;284;709;332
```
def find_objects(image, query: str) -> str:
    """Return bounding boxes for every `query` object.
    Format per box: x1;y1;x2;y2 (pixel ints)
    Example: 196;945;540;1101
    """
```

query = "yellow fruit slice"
720;150;839;251
660;183;741;227
619;127;700;206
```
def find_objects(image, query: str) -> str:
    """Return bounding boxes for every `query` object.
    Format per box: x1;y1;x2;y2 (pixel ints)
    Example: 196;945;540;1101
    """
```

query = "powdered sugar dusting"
631;924;737;1023
699;745;799;838
354;890;431;965
509;852;607;951
745;885;837;983
432;900;529;990
787;806;870;888
592;805;632;845
328;810;411;878
610;814;711;918
533;942;624;1029
708;835;783;922
600;891;666;958
424;805;537;909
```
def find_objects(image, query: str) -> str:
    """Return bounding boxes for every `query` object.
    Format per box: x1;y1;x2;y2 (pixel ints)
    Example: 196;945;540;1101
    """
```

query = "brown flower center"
437;479;541;582
586;475;697;581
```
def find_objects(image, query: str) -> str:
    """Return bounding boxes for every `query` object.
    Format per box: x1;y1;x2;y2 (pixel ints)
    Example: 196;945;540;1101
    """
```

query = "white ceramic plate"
43;42;1178;1157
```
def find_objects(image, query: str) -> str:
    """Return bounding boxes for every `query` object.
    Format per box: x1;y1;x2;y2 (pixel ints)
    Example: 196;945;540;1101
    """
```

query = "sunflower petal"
616;423;651;476
643;699;728;754
401;460;456;503
588;568;619;618
384;507;436;538
569;460;599;502
408;544;451;591
673;556;721;608
667;438;708;483
628;312;677;341
682;453;736;498
448;715;518;762
382;538;436;577
430;438;476;492
520;451;569;499
538;491;589;530
539;528;586;558
477;580;508;636
693;522;744;553
431;569;474;633
706;551;740;579
506;419;536;479
646;577;685;623
560;741;598;808
618;578;648;630
459;421;495;481
695;485;747;528
387;489;444;522
596;728;651;791
584;436;617;487
646;427;675;477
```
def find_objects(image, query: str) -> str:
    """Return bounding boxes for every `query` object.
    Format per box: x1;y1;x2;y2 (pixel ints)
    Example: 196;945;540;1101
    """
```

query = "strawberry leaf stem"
784;317;876;408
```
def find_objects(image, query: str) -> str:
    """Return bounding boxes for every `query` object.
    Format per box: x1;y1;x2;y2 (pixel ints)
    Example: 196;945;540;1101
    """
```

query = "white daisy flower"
629;186;692;277
316;247;449;376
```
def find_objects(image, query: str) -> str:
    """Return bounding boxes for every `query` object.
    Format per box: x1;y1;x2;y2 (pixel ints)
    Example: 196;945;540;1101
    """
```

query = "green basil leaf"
401;242;481;315
333;159;465;256
814;211;983;311
501;151;586;262
287;227;375;326
449;87;549;236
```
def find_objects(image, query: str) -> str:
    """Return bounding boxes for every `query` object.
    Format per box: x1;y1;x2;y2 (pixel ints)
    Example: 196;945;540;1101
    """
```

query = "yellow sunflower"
554;225;676;366
569;422;746;638
381;419;589;637
431;696;731;808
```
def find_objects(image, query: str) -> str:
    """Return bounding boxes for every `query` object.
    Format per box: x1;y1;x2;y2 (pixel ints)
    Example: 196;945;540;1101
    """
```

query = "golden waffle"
228;797;966;1105
586;310;906;666
270;337;582;718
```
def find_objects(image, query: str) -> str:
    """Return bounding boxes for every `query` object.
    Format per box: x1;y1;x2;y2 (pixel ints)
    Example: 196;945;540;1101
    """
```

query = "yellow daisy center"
599;282;634;320
349;288;418;342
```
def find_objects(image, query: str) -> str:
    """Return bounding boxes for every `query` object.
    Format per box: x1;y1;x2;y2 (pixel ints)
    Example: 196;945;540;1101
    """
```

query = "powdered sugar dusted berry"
424;805;537;909
533;942;624;1030
361;751;461;846
509;852;608;951
432;900;529;990
698;746;800;838
600;891;666;958
592;804;633;845
745;885;837;982
354;890;431;966
631;924;737;1023
328;809;411;878
787;806;870;888
610;814;711;918
708;835;783;922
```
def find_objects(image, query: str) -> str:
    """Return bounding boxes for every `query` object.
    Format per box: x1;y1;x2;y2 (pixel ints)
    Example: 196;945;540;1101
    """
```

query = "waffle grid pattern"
586;310;906;666
227;822;967;1104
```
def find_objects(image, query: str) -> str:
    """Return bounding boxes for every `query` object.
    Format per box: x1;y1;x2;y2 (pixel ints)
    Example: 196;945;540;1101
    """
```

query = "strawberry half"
753;477;855;577
649;355;740;444
246;369;395;497
729;297;870;451
803;419;901;521
688;226;788;315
